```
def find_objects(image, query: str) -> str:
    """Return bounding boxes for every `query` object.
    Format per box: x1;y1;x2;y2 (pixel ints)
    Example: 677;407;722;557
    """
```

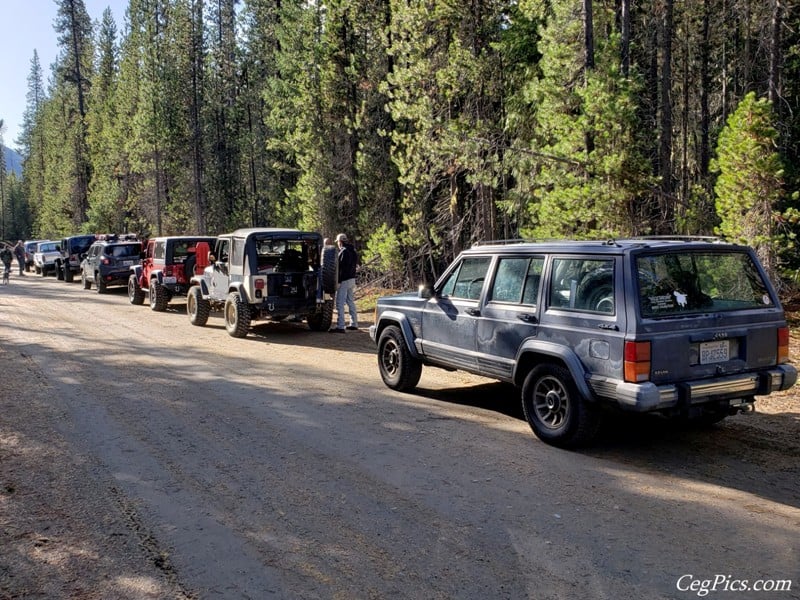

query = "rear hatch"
633;248;788;385
103;242;143;273
247;235;321;304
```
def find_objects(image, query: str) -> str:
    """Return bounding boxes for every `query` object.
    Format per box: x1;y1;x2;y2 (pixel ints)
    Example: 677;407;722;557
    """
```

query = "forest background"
0;0;799;289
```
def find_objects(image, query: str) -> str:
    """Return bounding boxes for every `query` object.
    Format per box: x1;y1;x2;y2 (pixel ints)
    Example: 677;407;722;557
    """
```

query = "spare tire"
321;245;338;295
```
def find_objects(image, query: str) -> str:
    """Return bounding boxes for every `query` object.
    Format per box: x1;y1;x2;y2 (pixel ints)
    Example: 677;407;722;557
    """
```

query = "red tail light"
624;340;651;383
778;326;790;364
254;279;265;290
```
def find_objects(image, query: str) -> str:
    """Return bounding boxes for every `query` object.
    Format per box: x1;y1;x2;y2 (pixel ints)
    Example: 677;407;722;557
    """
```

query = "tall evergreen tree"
713;92;789;281
86;8;126;233
54;0;95;226
508;0;651;239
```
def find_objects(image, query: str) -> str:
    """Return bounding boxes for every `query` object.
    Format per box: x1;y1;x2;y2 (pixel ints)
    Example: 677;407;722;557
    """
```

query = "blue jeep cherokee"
369;238;797;447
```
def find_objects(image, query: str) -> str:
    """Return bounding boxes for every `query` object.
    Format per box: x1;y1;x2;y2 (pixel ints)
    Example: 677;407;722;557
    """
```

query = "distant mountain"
3;146;22;177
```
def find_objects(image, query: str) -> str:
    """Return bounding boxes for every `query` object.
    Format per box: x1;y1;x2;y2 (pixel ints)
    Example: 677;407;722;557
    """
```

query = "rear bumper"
595;365;798;412
253;296;318;319
98;269;133;285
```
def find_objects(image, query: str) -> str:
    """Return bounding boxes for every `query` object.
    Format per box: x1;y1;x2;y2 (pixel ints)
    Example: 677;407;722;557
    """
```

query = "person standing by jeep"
0;244;13;275
330;233;358;333
13;241;25;276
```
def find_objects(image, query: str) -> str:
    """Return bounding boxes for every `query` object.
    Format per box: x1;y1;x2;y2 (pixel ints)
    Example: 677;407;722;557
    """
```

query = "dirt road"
1;275;798;599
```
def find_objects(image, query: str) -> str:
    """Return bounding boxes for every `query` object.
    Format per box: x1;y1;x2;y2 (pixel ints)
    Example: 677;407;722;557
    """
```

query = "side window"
154;241;166;260
233;238;245;265
216;240;230;263
491;257;545;305
439;257;491;300
549;258;615;313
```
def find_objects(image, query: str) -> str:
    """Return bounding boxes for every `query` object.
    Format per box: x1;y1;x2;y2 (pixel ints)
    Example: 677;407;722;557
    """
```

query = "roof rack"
617;235;723;242
471;238;532;246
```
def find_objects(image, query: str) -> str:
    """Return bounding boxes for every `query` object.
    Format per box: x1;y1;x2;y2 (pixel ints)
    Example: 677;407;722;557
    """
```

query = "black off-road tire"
224;291;251;338
95;272;107;294
307;300;334;331
82;269;92;290
56;263;64;281
187;285;210;326
377;325;422;392
321;245;338;295
128;274;145;305
37;266;44;276
150;280;169;312
521;364;600;448
64;266;74;282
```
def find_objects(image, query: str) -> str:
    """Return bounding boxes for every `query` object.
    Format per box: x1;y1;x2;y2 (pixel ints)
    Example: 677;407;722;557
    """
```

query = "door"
419;256;492;371
209;238;231;301
477;256;544;381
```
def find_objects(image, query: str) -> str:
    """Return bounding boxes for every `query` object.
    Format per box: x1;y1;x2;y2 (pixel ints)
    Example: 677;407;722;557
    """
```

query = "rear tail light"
778;326;790;364
624;340;651;383
101;257;110;265
254;279;265;290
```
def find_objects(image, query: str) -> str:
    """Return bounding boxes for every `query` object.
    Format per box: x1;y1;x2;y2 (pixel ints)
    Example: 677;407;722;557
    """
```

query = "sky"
0;0;128;152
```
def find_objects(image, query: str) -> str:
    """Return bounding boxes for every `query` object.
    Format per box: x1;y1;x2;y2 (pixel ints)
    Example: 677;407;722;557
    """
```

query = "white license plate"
163;276;176;284
123;260;135;266
700;340;730;364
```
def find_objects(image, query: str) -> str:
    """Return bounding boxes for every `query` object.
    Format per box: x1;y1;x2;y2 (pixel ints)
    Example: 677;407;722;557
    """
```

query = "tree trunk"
584;0;595;157
700;0;711;178
659;0;674;233
621;0;630;77
769;0;782;105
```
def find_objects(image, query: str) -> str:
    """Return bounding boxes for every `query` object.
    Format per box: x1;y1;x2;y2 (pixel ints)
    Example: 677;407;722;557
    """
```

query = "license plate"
700;340;729;364
123;260;135;266
163;276;176;284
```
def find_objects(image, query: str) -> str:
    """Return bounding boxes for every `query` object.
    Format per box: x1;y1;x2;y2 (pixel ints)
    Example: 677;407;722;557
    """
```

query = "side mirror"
418;284;434;299
208;254;216;264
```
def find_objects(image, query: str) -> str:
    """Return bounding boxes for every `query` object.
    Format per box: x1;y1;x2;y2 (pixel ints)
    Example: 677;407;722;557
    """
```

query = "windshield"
636;251;774;317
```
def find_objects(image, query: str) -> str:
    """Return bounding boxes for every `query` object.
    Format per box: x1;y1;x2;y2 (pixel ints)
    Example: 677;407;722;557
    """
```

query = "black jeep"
55;234;97;282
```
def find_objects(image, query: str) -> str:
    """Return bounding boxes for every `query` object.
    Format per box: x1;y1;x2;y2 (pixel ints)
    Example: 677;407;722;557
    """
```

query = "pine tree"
713;92;790;283
508;0;652;239
86;8;126;233
53;0;95;226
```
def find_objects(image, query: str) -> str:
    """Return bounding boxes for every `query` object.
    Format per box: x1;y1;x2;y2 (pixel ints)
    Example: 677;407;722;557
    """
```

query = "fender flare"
513;340;594;401
375;311;421;359
229;281;250;304
130;264;143;281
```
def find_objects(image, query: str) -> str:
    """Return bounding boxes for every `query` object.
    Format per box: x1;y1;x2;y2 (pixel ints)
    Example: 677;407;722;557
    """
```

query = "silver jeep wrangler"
187;228;338;338
370;238;797;447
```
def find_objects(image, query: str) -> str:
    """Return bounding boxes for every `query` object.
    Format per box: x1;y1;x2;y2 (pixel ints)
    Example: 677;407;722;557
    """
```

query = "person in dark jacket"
0;245;13;275
330;233;359;333
13;240;25;275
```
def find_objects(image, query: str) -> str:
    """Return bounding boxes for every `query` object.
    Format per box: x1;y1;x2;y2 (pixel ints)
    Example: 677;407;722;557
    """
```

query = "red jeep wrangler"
128;236;217;311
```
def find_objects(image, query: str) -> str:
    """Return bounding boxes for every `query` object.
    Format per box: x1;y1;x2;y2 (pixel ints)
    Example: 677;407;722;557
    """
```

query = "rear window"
105;243;141;258
636;251;774;317
69;236;95;253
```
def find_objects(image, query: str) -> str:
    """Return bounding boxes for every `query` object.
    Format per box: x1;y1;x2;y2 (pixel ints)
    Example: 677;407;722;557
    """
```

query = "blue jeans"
335;278;358;329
